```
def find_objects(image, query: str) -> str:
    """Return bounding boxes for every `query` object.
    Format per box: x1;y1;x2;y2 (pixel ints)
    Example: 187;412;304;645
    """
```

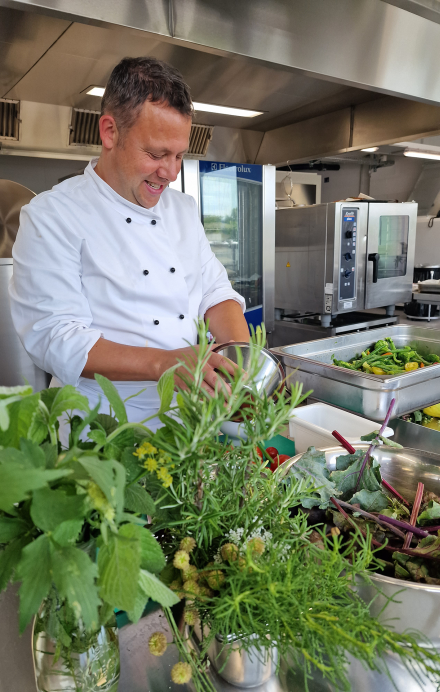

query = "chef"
9;57;249;440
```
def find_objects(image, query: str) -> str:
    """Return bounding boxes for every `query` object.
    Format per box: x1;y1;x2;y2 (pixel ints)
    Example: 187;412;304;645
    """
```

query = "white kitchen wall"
316;156;423;205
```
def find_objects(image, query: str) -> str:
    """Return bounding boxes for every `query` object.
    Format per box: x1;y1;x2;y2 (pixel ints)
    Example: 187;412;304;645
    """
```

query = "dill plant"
142;323;440;690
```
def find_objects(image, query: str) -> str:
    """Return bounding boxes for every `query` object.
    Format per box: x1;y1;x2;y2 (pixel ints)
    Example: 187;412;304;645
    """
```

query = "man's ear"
99;114;119;151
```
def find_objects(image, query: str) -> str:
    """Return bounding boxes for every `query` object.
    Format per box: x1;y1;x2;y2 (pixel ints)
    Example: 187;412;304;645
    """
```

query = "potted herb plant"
0;376;179;691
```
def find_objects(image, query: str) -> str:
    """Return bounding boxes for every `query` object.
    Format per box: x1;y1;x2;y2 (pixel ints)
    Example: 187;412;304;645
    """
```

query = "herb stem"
403;482;424;549
377;514;428;538
354;398;395;492
381;479;409;506
336;500;405;539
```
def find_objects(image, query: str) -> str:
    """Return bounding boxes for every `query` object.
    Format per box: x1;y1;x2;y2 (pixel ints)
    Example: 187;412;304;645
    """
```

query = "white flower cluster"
214;523;275;564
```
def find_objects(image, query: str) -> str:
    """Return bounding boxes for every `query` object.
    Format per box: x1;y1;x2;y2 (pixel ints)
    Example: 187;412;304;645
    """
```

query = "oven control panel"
339;208;357;303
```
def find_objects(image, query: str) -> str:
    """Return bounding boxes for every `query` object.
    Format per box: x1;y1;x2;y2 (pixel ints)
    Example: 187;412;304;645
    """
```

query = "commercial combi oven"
275;201;417;326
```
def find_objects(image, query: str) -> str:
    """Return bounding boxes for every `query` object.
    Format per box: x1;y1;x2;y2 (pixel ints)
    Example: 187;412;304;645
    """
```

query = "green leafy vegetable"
349;489;389;512
417;500;440;526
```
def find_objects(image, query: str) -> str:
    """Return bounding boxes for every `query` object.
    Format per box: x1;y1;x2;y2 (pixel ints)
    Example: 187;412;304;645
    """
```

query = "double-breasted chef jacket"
9;158;245;432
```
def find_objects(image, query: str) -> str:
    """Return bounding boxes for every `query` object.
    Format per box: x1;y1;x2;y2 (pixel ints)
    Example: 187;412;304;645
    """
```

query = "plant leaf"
19;438;46;468
124;485;156;516
78;456;125;520
349;489;389;512
0;517;29;544
157;368;176;414
139;528;165;573
418;500;440;526
138;569;179;607
120;447;142;483
0;464;72;513
71;402;101;445
0;536;30;591
90;413;118;436
97;527;141;612
49;386;90;425
289;447;339;509
87;429;107;446
126;586;148;624
27;408;49;446
0;395;40;448
330;453;382;499
51;544;100;631
94;374;128;424
41;442;57;470
30;488;86;533
17;535;52;633
0;385;33;400
52;520;84;546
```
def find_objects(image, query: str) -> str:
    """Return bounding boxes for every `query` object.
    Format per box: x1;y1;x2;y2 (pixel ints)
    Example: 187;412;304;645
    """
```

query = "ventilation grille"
0;100;19;140
69;109;101;146
188;124;213;157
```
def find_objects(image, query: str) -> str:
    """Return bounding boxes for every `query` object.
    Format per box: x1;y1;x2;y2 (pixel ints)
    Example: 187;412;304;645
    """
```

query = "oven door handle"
368;253;380;283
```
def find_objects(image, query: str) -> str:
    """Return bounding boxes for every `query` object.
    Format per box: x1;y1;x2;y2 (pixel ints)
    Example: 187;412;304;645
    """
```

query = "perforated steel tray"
271;325;440;422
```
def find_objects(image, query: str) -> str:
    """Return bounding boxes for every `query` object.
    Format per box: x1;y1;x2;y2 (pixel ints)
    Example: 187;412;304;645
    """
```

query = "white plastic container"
289;403;394;453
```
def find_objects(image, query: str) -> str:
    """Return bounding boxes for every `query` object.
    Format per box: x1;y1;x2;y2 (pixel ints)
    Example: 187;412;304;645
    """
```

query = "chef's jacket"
9;158;245;432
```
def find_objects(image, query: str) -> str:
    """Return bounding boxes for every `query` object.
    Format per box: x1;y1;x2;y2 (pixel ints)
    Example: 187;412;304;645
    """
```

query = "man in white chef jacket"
9;57;249;440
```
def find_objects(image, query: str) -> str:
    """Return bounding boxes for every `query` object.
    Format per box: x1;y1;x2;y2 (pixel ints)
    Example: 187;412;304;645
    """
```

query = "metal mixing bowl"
283;444;440;692
212;342;285;398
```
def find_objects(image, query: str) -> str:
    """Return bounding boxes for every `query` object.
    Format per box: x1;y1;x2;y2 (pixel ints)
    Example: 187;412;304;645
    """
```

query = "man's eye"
148;152;162;160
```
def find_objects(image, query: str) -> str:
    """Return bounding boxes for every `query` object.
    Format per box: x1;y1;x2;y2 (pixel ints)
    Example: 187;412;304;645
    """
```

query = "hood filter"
0;100;19;140
188;124;213;157
70;109;101;146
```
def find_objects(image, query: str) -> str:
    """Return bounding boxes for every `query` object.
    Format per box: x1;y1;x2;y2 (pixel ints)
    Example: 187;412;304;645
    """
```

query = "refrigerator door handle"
368;252;380;283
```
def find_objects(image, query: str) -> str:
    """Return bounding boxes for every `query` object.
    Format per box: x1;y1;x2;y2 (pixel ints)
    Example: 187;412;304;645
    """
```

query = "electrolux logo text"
210;163;251;173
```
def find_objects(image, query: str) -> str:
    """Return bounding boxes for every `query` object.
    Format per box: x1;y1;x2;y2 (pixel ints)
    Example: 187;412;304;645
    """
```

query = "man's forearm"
82;300;249;382
205;300;250;344
81;339;170;381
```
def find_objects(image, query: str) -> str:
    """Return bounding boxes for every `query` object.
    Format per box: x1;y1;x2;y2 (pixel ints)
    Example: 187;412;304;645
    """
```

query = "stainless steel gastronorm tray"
271;325;440;422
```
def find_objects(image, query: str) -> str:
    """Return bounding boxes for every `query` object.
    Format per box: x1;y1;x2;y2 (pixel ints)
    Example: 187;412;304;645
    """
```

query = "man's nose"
157;157;180;183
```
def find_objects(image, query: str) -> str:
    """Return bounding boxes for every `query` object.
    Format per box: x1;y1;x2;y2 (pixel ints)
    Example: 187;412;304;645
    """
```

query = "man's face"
99;99;191;208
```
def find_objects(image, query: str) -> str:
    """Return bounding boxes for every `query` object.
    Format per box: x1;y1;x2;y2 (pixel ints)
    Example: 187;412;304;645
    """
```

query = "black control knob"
345;230;353;239
344;269;352;278
344;253;352;261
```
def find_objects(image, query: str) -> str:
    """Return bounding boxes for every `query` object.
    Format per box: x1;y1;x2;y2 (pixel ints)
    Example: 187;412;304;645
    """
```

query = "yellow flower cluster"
133;441;174;488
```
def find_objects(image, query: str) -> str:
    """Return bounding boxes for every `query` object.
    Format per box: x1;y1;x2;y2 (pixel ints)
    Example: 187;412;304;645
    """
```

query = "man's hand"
158;345;238;396
82;338;238;396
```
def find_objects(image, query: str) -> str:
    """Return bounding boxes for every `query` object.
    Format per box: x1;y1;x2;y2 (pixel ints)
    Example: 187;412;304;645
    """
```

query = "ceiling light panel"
86;87;105;97
361;147;379;152
192;101;263;117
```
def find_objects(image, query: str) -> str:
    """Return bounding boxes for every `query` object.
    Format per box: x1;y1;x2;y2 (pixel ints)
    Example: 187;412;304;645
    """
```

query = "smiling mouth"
145;181;163;191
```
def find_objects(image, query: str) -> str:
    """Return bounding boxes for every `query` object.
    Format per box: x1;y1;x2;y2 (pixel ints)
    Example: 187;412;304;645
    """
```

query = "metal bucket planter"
283;444;440;692
192;624;278;688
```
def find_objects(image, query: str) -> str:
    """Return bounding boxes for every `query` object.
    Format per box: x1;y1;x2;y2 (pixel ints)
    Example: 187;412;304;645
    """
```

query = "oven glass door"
364;203;416;309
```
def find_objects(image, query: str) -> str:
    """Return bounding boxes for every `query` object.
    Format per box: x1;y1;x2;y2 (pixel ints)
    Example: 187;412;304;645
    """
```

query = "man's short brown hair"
101;57;193;133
